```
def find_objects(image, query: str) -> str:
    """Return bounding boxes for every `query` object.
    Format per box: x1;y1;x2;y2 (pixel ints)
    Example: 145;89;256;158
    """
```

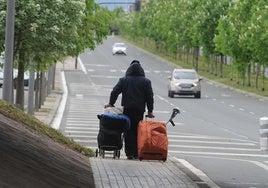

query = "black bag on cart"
96;113;130;158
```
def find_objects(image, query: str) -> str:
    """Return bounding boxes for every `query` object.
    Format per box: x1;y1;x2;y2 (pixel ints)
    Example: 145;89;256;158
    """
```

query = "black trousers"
123;108;144;157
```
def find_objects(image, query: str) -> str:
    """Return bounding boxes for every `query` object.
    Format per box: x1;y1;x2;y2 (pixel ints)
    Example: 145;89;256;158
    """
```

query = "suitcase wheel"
139;157;143;161
113;150;120;159
163;158;167;162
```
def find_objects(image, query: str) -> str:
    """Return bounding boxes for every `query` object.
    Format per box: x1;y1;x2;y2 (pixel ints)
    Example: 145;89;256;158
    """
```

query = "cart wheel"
139;157;143;161
113;150;116;159
95;149;98;157
100;149;105;158
117;150;120;159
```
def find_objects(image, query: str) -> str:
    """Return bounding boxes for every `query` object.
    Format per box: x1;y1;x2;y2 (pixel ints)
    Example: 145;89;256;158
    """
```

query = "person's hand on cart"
104;104;113;108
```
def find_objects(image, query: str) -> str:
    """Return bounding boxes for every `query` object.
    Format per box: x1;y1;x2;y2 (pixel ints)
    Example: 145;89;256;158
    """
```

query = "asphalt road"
59;36;268;188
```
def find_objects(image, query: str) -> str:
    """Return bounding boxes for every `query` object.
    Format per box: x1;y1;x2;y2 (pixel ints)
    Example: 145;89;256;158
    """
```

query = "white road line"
153;110;170;113
51;71;68;130
67;117;99;119
68;135;97;138
88;64;111;67
169;144;259;151
66;123;98;127
169;150;268;158
90;75;120;79
78;57;87;74
187;154;268;172
65;130;98;134
66;122;99;125
168;139;256;146
168;135;256;143
66;120;97;123
173;157;221;188
250;161;268;171
66;127;99;131
73;139;97;143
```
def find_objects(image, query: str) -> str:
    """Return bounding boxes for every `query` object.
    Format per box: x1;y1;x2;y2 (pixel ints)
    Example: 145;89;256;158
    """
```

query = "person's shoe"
127;156;133;160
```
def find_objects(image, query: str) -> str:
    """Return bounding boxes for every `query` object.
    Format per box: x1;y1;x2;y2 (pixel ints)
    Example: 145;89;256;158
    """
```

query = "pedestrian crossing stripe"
168;139;256;146
64;130;98;134
169;151;268;158
168;144;259;151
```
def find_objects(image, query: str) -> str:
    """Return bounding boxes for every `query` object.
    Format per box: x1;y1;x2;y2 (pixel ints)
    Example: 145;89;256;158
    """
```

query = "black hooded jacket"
109;62;154;113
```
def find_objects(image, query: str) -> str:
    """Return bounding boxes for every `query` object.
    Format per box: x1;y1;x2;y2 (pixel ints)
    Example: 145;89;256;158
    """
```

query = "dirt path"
0;114;95;188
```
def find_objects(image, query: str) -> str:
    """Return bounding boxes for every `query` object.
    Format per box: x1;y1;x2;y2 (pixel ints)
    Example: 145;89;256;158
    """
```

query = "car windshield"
173;71;197;79
114;43;125;47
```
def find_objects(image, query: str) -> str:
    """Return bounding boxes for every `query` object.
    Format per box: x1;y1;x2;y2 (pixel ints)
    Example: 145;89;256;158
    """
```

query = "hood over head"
125;60;145;76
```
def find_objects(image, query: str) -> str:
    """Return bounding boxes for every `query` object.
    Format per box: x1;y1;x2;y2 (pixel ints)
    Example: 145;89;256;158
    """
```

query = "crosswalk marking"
169;151;268;158
66;127;99;131
168;139;256;146
85;68;172;75
169;144;259;151
61;72;268;168
65;130;98;134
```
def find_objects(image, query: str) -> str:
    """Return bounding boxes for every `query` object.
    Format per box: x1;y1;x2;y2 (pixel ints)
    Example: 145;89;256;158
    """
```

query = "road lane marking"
169;144;259;151
66;127;99;131
168;139;256;146
167;134;255;142
78;57;87;74
175;155;268;172
173;157;221;188
64;130;98;134
73;139;97;144
51;71;68;130
169;150;268;158
90;75;120;79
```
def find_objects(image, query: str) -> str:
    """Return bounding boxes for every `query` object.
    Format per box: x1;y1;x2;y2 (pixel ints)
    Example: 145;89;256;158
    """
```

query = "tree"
246;0;268;90
0;0;111;110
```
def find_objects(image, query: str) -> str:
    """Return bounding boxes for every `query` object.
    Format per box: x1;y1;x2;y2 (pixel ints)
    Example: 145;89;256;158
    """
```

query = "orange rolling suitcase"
137;109;180;161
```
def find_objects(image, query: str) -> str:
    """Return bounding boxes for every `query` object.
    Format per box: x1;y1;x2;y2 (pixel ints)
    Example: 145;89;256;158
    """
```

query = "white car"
168;68;202;98
0;70;3;87
112;42;127;55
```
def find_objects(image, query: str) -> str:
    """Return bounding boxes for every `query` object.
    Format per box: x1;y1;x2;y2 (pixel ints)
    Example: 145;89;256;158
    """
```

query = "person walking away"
105;60;154;159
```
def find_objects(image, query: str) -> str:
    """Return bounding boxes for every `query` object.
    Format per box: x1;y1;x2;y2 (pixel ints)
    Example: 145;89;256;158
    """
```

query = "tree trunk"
15;58;25;110
247;63;251;87
27;60;35;115
255;63;260;89
262;67;265;91
35;72;40;111
193;46;199;72
220;55;224;78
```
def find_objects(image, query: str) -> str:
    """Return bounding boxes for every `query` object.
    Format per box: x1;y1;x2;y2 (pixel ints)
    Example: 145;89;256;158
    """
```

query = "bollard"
260;117;268;151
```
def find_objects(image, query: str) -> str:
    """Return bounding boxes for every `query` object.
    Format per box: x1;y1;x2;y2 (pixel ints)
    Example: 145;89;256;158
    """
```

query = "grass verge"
0;99;95;157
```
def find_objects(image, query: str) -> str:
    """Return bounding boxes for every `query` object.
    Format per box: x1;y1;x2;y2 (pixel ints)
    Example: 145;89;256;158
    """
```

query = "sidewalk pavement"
34;57;206;188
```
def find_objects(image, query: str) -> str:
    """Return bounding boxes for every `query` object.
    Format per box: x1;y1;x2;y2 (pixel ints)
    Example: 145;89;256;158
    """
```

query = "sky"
94;0;136;10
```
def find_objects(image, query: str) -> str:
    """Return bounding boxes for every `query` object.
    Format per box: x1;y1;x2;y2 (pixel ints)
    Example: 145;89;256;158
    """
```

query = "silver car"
112;42;127;55
168;68;202;98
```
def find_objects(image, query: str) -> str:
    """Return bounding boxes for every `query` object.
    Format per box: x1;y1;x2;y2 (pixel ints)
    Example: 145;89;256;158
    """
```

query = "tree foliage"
113;0;268;92
0;0;111;109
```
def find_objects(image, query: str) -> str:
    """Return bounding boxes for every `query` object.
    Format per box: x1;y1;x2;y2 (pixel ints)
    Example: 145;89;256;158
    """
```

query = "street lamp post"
3;0;15;104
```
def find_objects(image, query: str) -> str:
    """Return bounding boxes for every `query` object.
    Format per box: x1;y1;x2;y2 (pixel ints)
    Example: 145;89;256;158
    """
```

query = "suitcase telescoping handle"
166;108;180;126
145;108;180;126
